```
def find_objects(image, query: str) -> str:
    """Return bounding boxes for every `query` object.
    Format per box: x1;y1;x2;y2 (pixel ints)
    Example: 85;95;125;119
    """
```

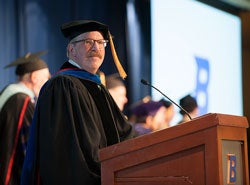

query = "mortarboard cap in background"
60;20;127;79
4;50;48;76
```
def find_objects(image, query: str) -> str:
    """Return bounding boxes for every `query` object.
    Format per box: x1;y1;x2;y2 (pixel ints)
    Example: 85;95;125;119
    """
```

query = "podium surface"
99;113;249;185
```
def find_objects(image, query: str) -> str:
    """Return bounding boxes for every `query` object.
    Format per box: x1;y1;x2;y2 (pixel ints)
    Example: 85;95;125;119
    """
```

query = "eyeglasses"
71;38;109;49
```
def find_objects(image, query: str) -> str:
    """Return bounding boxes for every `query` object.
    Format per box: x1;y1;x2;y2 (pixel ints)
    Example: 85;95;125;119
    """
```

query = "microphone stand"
141;79;192;120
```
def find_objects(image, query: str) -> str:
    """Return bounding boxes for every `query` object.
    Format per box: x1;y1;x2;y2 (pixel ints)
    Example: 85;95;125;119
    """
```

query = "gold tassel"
108;31;127;79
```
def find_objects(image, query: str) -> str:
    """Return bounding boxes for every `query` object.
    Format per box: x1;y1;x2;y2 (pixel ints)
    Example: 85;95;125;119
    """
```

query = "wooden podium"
99;113;249;185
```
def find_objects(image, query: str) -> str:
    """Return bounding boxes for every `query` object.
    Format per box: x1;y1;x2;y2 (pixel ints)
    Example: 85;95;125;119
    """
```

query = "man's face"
69;31;106;74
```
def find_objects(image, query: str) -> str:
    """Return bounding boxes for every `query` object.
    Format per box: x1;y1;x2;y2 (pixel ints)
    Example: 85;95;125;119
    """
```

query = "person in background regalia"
0;51;50;185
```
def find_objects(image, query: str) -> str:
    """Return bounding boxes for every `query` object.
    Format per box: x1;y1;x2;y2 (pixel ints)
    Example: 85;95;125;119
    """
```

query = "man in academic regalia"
21;20;135;185
0;51;50;185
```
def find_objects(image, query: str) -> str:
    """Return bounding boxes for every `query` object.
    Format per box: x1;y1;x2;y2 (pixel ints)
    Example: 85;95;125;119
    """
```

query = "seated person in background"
130;100;166;136
105;73;128;111
177;94;198;124
159;99;175;129
127;95;151;123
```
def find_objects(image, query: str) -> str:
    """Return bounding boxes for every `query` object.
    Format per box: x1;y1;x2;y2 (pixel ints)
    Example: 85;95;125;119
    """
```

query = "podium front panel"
100;114;249;185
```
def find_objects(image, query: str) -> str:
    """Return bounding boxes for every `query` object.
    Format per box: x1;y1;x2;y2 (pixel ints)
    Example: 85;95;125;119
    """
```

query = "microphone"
141;79;192;120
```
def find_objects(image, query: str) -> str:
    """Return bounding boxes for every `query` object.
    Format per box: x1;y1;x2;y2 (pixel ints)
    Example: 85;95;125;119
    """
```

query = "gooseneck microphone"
141;79;192;120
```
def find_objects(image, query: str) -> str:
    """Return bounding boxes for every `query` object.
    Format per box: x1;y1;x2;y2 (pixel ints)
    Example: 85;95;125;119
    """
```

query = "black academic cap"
61;20;109;41
60;20;127;79
4;50;48;76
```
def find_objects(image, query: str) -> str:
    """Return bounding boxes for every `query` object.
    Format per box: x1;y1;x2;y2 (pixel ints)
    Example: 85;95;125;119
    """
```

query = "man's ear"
68;43;76;56
30;71;37;84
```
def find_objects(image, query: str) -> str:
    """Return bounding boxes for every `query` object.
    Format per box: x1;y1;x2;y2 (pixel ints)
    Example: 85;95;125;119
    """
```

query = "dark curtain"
126;0;151;106
0;0;19;87
0;0;150;110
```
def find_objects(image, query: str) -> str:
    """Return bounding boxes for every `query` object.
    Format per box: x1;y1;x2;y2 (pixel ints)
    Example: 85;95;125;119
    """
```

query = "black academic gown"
0;91;35;185
21;62;134;185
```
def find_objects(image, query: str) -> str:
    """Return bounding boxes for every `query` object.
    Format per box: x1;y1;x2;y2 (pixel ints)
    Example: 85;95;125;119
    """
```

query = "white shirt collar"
68;59;81;69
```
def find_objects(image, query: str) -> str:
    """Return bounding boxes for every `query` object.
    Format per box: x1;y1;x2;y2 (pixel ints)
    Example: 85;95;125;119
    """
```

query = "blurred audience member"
0;51;50;185
128;96;151;123
105;73;128;111
159;99;175;129
177;94;198;124
130;100;166;136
